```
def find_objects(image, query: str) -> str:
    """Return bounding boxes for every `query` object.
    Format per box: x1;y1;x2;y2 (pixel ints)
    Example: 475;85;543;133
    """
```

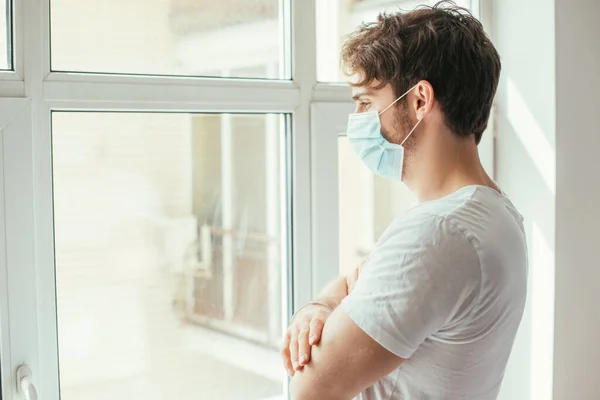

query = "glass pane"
0;0;11;70
52;112;287;400
338;136;416;275
50;0;287;79
316;0;472;82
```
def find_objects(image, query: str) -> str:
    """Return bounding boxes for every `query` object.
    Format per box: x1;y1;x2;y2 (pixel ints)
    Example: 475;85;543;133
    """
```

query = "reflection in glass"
53;112;286;400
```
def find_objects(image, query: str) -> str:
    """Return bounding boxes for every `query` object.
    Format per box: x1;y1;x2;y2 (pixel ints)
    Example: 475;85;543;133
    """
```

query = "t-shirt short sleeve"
340;213;482;359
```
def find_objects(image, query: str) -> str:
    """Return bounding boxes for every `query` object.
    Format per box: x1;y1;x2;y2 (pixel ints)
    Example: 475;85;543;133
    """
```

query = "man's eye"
360;102;371;109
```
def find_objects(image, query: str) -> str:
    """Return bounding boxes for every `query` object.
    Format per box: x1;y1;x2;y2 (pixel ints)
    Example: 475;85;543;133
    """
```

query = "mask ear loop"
378;83;420;116
400;118;423;146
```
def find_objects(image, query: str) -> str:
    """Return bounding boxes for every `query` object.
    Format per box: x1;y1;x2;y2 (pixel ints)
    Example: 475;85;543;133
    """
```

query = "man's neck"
404;138;497;203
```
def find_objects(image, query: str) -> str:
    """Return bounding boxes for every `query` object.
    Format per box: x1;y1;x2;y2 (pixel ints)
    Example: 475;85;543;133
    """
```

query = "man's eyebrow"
352;90;372;101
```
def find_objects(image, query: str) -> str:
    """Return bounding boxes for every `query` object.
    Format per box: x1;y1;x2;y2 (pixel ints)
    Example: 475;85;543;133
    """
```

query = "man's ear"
412;80;435;121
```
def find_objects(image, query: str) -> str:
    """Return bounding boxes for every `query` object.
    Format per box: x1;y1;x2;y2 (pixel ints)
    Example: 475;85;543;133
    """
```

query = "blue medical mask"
346;84;423;181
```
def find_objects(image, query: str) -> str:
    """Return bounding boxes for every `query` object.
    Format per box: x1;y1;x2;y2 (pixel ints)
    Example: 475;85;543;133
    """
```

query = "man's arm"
313;274;349;310
315;263;361;309
289;308;405;400
290;216;483;400
281;263;362;375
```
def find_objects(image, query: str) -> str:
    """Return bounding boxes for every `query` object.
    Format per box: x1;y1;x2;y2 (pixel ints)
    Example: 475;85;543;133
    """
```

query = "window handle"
16;364;38;400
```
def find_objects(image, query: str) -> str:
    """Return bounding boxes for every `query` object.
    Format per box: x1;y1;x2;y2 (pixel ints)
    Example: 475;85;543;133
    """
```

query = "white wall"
554;0;600;398
494;0;600;399
492;0;556;399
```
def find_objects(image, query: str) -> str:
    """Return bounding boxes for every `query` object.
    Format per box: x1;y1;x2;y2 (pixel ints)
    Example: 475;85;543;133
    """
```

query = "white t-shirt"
341;185;528;400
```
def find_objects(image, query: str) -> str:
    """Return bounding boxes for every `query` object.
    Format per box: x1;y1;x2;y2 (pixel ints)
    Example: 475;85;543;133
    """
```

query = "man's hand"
281;304;332;376
289;308;405;400
281;260;366;376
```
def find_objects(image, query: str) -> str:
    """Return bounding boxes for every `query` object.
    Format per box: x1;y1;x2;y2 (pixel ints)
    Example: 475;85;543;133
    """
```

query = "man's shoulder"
382;208;474;254
393;186;481;225
382;186;512;252
397;186;521;234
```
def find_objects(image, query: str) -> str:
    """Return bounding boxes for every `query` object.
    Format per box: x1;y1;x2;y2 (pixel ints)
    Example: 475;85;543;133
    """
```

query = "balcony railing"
171;224;282;349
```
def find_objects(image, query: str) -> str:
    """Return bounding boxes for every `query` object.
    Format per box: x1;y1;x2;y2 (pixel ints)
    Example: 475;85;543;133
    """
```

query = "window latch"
16;364;38;400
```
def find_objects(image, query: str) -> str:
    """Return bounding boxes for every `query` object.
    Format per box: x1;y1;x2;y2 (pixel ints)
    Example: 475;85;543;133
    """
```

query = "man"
281;2;528;400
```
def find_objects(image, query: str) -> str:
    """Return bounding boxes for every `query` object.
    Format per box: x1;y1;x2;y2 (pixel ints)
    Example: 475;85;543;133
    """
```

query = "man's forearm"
314;276;349;311
283;269;356;376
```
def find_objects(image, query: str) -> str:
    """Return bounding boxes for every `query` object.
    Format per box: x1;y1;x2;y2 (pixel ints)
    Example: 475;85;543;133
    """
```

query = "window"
50;0;289;78
0;1;487;399
337;136;416;275
52;112;287;399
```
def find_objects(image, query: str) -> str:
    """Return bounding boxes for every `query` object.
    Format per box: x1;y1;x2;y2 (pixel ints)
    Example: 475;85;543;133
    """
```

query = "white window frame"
0;98;34;400
310;102;353;296
0;0;492;398
0;0;23;96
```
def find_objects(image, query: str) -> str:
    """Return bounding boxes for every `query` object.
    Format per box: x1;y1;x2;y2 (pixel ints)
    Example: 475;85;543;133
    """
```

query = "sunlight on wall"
506;78;556;195
529;220;555;400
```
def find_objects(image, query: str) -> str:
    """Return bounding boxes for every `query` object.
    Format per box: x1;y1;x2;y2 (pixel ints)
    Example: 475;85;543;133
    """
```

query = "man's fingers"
280;330;294;376
309;318;325;345
282;328;291;348
281;309;332;374
289;326;300;370
297;328;311;368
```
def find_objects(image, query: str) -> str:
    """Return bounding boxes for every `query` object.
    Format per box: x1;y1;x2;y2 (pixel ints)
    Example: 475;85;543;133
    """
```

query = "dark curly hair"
341;1;500;144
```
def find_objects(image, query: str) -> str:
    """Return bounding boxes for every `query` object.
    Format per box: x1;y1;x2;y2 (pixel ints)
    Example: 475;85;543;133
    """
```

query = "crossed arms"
281;265;405;400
